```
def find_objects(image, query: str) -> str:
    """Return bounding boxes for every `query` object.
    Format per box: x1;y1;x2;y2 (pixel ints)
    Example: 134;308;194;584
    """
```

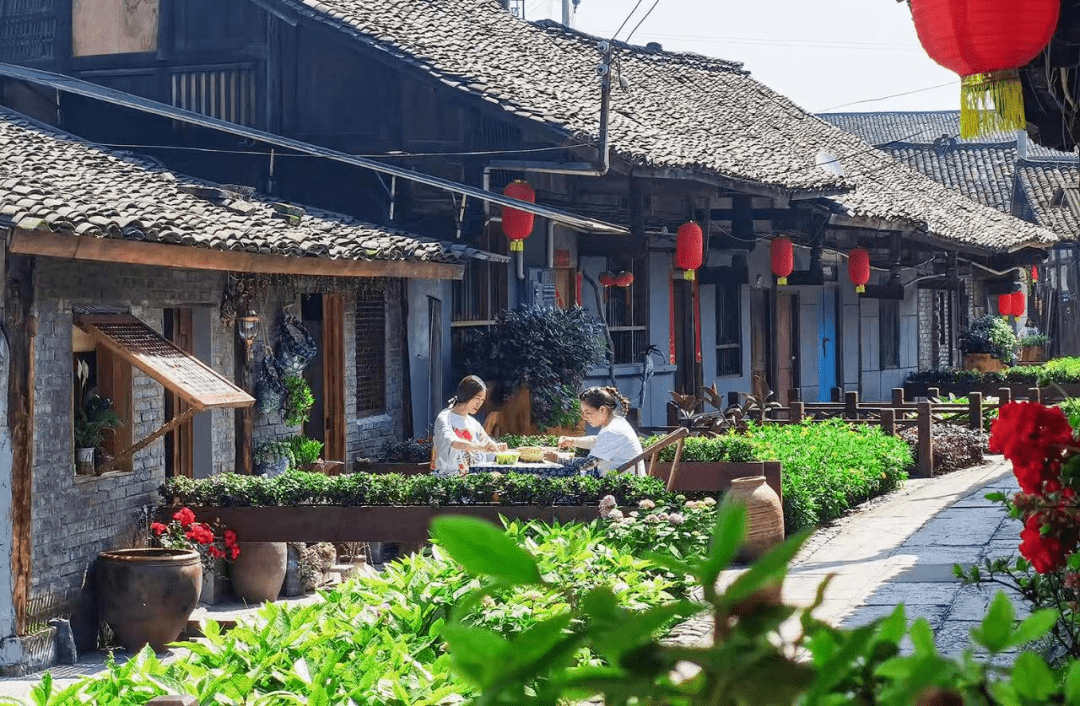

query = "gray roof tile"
1016;161;1080;238
0;108;505;267
279;0;1060;251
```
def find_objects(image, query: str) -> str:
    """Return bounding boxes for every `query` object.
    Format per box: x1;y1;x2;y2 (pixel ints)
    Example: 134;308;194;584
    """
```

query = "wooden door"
750;288;773;402
775;292;798;405
818;289;838;402
322;294;347;464
673;279;700;396
164;308;194;478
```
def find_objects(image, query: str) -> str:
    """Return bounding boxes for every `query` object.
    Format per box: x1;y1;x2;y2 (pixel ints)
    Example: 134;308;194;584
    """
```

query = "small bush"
638;434;755;463
958;314;1017;361
383;437;433;463
898;424;985;474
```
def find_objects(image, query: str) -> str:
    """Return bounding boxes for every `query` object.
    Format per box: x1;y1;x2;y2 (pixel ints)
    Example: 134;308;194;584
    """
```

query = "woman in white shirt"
553;386;645;476
431;376;507;476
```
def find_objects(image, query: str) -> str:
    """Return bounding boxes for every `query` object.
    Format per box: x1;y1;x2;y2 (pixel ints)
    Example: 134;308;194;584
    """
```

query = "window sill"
74;470;134;485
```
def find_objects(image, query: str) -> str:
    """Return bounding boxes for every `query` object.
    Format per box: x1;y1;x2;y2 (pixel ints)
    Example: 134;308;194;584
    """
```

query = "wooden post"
998;387;1012;404
968;391;983;433
917;401;933;478
880;408;896;436
5;255;34;636
927;387;940;400
787;388;801;403
892;387;905;408
830;387;842;403
845;391;859;420
1028;387;1041;404
790;401;804;423
727;391;740;408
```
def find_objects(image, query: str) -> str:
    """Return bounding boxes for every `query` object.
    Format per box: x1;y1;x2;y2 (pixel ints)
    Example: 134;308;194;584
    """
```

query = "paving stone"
860;582;962;606
947;585;1029;621
843;603;949;630
890;546;986;567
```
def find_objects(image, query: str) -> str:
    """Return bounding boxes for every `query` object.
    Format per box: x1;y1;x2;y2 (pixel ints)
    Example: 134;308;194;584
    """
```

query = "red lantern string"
771;237;794;286
1012;291;1026;319
998;292;1014;318
501;180;535;252
675;222;704;281
848;248;871;294
614;271;634;287
598;271;617;288
1032;266;1039;284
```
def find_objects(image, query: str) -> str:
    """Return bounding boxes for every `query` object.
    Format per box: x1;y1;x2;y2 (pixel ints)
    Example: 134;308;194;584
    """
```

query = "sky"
527;0;961;114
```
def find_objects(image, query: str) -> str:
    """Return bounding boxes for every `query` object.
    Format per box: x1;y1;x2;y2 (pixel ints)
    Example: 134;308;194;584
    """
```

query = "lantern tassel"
510;241;524;252
855;285;865;294
777;276;787;286
683;270;695;281
959;70;1026;139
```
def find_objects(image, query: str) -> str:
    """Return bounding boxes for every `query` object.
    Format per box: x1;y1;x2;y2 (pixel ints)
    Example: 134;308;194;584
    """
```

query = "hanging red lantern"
598;271;617;288
910;0;1059;138
848;248;871;294
1012;290;1026;319
614;271;634;287
998;292;1014;318
771;237;794;286
501;180;535;251
1032;266;1039;283
675;222;703;281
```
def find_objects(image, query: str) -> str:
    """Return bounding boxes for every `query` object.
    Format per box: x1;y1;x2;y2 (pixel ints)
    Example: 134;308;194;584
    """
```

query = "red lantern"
910;0;1059;138
598;271;617;288
1032;266;1039;283
848;248;871;294
501;180;535;251
675;222;703;281
998;293;1014;318
1012;291;1026;319
614;271;634;287
771;237;794;286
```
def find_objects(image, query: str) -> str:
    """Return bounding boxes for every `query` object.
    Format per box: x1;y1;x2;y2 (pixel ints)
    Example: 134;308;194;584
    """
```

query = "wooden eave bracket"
97;406;199;474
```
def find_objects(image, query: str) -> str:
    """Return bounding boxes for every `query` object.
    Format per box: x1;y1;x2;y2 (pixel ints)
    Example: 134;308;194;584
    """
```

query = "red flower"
184;523;215;545
207;545;226;559
224;530;238;547
1020;514;1067;573
230;545;241;561
150;522;167;536
990;403;1074;491
172;507;197;528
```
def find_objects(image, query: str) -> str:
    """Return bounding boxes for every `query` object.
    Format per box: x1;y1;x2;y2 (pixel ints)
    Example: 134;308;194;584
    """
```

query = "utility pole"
562;0;572;26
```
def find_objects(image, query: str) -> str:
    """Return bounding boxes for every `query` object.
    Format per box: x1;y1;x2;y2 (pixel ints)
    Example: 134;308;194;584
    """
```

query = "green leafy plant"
959;314;1018;362
281;374;314;427
384;436;434;463
639;433;756;463
1020;333;1052;348
73;359;121;450
533;384;583;431
252;439;295;468
282;434;323;466
463;305;606;420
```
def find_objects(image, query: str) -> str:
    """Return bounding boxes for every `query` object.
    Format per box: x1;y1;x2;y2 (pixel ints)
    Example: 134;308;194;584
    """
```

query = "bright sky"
527;0;961;114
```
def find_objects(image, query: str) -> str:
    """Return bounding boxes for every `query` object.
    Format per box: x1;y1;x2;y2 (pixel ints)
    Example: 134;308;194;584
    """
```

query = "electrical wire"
817;82;958;113
96;143;583;159
610;0;645;41
624;0;662;44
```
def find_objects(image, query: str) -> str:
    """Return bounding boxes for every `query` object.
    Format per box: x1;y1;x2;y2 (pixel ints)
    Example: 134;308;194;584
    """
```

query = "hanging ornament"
1012;290;1026;319
771;237;794;286
598;271;617;287
1032;266;1039;283
614;271;634;287
501;180;535;252
848;248;871;294
910;0;1059;138
998;292;1014;318
675;222;703;281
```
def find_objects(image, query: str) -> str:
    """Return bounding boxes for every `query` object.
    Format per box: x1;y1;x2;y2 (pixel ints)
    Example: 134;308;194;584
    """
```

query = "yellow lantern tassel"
777;276;787;286
959;70;1026;139
510;240;524;252
855;285;865;294
683;270;695;281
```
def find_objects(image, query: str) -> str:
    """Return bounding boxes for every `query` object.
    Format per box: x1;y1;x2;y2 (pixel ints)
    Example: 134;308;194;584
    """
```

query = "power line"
97;143;583;159
610;0;645;41
624;0;662;44
817;82;957;112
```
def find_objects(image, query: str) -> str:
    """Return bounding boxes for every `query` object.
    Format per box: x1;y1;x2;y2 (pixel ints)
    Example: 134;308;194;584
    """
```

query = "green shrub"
639;434;756;463
383;436;433;463
959;314;1017;362
742;419;911;532
907;358;1080;388
281;374;314;427
1059;399;1080;430
281;435;323;466
1019;333;1051;348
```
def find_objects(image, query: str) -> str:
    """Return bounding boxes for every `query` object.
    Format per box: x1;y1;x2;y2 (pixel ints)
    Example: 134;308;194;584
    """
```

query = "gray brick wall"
350;279;405;463
917;288;933;372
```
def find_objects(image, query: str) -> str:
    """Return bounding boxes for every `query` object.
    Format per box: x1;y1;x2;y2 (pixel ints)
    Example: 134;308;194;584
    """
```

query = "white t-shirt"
431;409;494;476
588;416;645;476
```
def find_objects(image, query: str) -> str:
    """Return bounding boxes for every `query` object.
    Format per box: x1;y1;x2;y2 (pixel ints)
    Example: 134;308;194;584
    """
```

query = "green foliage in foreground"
743;419;911;532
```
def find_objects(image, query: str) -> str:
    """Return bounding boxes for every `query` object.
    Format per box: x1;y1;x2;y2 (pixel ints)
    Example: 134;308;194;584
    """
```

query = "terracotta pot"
230;542;287;603
727;476;784;560
962;353;1005;373
1020;345;1046;363
95;548;201;652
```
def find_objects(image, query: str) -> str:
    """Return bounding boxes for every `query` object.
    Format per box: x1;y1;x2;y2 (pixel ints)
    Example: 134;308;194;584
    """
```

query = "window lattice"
356;286;386;417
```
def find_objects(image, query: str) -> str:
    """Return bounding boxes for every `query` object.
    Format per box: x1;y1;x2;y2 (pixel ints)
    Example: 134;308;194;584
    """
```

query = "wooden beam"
9;230;465;281
99;407;199;475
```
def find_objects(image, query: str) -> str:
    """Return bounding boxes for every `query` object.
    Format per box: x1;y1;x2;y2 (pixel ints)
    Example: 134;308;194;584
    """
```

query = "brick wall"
917;288;933;372
350;279;405;463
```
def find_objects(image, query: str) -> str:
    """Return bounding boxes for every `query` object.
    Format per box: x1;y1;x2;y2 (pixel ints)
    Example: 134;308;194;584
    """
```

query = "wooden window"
880;299;901;369
605;256;647;365
73;345;134;473
452;232;507;364
171;67;259;127
715;278;742;377
72;0;159;57
356;284;387;417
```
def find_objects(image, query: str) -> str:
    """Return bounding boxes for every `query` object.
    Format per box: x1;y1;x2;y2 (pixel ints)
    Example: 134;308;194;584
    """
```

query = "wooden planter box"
962;353;1006;373
904;382;1080;403
182;505;603;544
356;462;430;475
1020;346;1046;363
649;461;783;507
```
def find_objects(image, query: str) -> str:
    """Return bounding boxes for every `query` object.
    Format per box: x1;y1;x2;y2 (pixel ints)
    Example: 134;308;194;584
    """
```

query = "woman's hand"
557;436;575;449
482;440;505;452
542;450;561;463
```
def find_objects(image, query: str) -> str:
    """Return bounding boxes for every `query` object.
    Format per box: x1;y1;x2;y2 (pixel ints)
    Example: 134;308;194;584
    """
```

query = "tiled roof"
1015;161;1080;239
275;0;1061;251
876;142;1019;212
0;109;502;266
819;111;1067;159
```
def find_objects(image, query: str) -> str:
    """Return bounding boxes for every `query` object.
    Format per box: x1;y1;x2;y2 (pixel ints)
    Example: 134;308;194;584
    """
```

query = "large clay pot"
96;548;201;653
727;476;784;560
230;542;287;604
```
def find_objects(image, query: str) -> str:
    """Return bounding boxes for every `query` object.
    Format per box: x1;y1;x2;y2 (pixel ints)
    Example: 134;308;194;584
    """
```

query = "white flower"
607;509;624;521
629;511;639;518
620;517;635;526
599;495;618;510
638;499;655;510
668;513;685;525
657;513;670;522
685;500;701;510
702;496;717;506
481;595;496;608
645;514;661;524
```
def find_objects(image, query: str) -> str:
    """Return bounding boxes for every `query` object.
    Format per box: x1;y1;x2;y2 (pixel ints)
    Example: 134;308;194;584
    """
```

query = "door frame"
322;294;347;464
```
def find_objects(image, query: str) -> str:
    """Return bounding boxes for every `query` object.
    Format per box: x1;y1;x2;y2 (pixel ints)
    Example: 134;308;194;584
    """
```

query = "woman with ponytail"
551;386;644;476
431;375;506;475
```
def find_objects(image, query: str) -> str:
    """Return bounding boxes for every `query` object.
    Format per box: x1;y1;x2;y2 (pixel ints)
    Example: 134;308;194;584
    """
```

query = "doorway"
818;288;839;402
775;291;799;405
673;278;702;397
163;308;213;478
301;294;347;464
750;288;773;402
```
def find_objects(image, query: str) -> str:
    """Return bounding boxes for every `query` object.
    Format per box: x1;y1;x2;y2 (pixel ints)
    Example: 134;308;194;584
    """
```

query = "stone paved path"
667;456;1018;657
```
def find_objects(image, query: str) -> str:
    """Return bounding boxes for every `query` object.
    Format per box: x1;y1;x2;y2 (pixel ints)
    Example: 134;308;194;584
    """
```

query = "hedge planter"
355;462;430;476
1020;345;1046;363
904;382;1080;402
182;506;604;544
95;548;201;653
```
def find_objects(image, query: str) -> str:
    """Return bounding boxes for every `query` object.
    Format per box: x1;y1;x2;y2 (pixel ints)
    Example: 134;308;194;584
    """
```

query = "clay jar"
727;476;784;560
229;542;288;604
96;548;201;653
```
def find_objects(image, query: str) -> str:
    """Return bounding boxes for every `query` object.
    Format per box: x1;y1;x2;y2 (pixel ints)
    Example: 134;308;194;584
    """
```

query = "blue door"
818;289;837;402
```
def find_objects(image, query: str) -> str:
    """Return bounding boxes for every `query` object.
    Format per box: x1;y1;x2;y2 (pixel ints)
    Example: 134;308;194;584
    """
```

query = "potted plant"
355;436;433;475
283;435;331;473
253;439;295;477
73;360;122;475
1019;332;1051;362
958;314;1017;372
463;305;606;435
282;374;314;427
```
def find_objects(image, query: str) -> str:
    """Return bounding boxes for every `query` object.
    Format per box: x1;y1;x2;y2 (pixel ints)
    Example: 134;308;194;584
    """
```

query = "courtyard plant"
959;313;1017;363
